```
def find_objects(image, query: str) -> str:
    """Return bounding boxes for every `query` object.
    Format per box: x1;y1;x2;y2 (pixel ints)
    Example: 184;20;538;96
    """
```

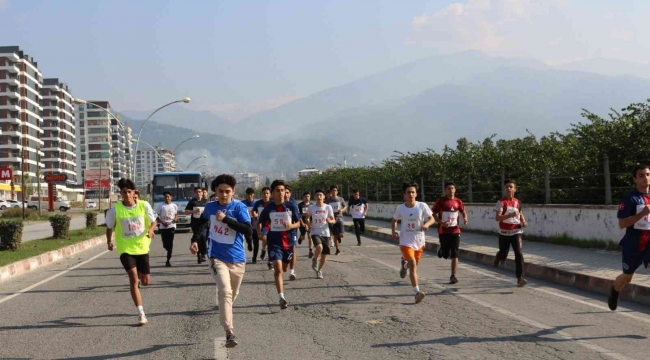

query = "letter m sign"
0;168;13;181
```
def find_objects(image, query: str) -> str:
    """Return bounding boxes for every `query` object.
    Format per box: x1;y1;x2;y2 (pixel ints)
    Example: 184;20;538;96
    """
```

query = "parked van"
27;196;71;212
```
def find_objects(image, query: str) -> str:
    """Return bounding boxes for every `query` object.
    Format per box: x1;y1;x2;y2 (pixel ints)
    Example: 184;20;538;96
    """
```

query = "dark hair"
402;181;418;193
444;181;456;189
163;191;172;197
261;186;271;192
330;185;338;191
270;180;287;191
194;187;202;193
202;188;208;192
245;187;255;194
117;178;136;190
134;190;140;196
314;189;325;195
211;174;237;191
352;189;360;193
632;165;650;178
285;185;292;192
504;178;516;186
303;191;310;196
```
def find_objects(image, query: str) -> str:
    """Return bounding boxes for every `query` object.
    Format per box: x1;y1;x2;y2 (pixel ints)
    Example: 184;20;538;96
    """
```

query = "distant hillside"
121;106;231;135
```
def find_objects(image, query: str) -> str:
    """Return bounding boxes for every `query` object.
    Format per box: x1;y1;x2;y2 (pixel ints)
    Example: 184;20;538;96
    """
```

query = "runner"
494;179;528;287
190;174;252;348
305;189;335;279
133;190;140;202
252;187;272;268
202;188;209;202
432;181;468;284
325;185;346;255
298;191;314;259
347;189;368;246
391;181;434;304
608;165;650;311
185;187;207;263
257;180;301;309
154;191;179;267
241;187;257;258
105;178;157;326
284;185;300;280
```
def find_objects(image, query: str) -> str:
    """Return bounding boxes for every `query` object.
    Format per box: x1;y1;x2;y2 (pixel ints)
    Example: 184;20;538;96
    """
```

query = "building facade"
134;146;175;189
234;172;260;189
41;79;77;183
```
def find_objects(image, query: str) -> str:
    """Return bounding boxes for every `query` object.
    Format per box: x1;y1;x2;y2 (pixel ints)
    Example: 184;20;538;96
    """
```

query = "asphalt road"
22;214;106;242
1;232;650;359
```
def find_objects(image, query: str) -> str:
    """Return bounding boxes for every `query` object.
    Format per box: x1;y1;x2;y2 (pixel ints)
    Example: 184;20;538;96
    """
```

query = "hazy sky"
2;0;649;121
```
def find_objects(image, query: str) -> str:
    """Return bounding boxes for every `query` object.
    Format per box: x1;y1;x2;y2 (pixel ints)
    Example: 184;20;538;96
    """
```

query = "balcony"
0;103;20;112
0;76;20;86
0;63;20;73
0;89;20;98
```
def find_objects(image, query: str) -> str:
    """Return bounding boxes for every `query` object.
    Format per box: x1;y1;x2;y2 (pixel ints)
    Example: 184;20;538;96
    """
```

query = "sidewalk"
345;218;650;306
23;214;106;243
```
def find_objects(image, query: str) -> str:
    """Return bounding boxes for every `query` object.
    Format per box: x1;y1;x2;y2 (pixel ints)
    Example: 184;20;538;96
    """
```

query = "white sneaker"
289;273;297;281
138;314;148;326
329;239;334;247
317;271;323;279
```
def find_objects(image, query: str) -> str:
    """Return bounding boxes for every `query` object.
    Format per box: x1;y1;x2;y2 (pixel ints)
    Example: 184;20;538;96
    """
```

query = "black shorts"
329;218;345;235
269;244;294;263
622;247;650;275
119;253;150;274
311;235;331;255
438;233;460;259
299;225;308;237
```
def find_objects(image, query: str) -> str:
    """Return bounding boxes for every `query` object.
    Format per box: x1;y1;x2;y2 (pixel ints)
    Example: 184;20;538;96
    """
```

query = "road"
1;232;650;359
23;213;106;242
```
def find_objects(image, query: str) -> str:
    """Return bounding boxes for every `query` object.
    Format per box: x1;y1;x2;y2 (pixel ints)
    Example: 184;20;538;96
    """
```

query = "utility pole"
99;157;103;212
37;146;42;216
21;142;25;220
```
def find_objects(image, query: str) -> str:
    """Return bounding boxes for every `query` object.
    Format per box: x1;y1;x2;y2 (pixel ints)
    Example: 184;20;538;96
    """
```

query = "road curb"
0;235;105;285
345;224;650;307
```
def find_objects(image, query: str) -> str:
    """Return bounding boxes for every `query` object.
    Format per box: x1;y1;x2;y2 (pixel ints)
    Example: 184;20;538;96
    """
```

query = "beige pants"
209;258;246;333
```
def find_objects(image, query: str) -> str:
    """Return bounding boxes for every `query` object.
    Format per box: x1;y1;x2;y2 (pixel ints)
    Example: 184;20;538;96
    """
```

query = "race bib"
499;228;523;236
209;216;237;244
193;206;204;219
503;206;521;225
351;205;365;216
271;212;292;232
257;206;265;216
442;211;458;227
635;205;650;230
330;203;340;213
302;207;310;215
404;216;419;232
120;216;145;238
312;213;328;229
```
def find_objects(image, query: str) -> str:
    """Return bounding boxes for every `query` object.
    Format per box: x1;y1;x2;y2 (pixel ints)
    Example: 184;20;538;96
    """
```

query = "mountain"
124;118;375;179
557;58;650;79
121;106;231;134
287;66;650;158
233;51;550;139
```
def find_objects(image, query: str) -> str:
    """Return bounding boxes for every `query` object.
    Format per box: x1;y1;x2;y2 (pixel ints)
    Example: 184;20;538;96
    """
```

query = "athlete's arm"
619;208;650;229
519;212;528;228
422;215;435;231
364;201;369;217
495;210;518;222
391;219;399;240
184;200;194;215
326;215;336;224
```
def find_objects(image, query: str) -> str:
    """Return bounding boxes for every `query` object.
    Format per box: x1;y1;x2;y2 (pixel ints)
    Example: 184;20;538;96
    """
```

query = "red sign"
0;168;13;181
84;179;110;189
45;173;68;183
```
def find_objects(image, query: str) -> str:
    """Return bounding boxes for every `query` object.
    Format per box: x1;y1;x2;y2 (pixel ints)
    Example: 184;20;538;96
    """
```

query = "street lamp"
185;155;207;171
193;164;208;172
133;97;191;178
173;135;199;153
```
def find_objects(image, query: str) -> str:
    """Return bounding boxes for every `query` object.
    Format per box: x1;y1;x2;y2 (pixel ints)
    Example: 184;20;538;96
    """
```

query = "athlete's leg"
127;267;143;306
495;235;510;265
353;219;362;243
511;234;525;279
273;259;284;294
252;231;260;262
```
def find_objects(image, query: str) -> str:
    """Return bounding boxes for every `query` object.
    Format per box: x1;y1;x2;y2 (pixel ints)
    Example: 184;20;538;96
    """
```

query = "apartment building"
41;79;77;183
0;46;44;199
134;146;175;189
234;172;260;189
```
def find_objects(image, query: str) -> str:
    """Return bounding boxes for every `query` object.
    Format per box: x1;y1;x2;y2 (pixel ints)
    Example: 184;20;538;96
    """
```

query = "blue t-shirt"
258;200;301;249
617;189;650;251
202;199;251;263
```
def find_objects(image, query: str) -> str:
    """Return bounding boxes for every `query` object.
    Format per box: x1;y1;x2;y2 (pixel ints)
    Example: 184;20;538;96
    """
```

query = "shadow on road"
51;343;194;360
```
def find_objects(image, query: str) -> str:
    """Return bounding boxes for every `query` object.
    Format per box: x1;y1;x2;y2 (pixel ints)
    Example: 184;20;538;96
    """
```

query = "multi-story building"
0;46;44;199
111;117;132;182
134;146;175;189
234;172;260;189
41;79;77;183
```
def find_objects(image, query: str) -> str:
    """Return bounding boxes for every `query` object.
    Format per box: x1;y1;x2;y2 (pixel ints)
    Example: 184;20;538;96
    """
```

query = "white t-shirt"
105;201;158;229
306;204;334;237
155;203;179;229
350;203;366;219
393;201;433;250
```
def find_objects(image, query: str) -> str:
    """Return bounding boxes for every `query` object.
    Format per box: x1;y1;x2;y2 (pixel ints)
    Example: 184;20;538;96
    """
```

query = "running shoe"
279;298;288;309
608;286;619;311
267;262;273;270
165;260;171;267
450;275;458;284
197;255;202;264
317;271;323;279
308;249;314;259
329;239;334;247
517;277;528;287
415;292;426;304
252;258;257;264
298;238;303;245
260;250;266;260
335;249;341;255
138;314;148;326
400;259;407;279
290;273;297;281
357;241;362;246
437;247;443;258
225;333;238;348
247;242;253;252
312;258;318;271
493;256;500;268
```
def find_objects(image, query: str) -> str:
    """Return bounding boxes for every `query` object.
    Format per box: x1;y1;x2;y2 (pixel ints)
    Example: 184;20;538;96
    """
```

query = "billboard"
84;169;110;189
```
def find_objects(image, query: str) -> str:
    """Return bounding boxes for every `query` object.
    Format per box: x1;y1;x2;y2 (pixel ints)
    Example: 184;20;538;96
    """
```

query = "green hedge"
0;220;24;251
2;207;39;220
85;212;97;229
49;215;71;239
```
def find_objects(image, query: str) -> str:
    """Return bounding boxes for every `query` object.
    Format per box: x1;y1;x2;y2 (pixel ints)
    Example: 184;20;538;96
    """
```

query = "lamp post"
184;155;207;171
193;164;208;172
133;97;190;177
172;135;199;170
131;139;167;188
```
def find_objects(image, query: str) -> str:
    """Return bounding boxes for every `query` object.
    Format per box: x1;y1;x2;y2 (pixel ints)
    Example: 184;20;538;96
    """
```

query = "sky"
1;0;649;121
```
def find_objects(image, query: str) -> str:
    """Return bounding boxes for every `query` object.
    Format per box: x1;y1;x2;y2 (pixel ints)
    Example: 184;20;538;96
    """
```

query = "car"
27;196;71;212
6;200;21;208
86;200;97;209
0;200;9;210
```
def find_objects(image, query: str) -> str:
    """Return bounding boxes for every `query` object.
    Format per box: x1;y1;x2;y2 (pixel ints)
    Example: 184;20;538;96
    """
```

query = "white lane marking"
0;250;110;305
214;336;228;359
366;256;635;360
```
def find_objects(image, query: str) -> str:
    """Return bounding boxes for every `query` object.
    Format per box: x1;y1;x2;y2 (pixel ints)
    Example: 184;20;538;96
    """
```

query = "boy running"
285;185;299;280
305;189;335;279
392;181;435;304
608;165;650;310
494;179;528;287
252;187;272;268
298;192;313;258
105;178;157;326
185;187;207;263
191;174;252;348
257;180;301;309
432;182;468;284
241;187;257;259
325;185;347;255
348;189;368;246
155;191;179;267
